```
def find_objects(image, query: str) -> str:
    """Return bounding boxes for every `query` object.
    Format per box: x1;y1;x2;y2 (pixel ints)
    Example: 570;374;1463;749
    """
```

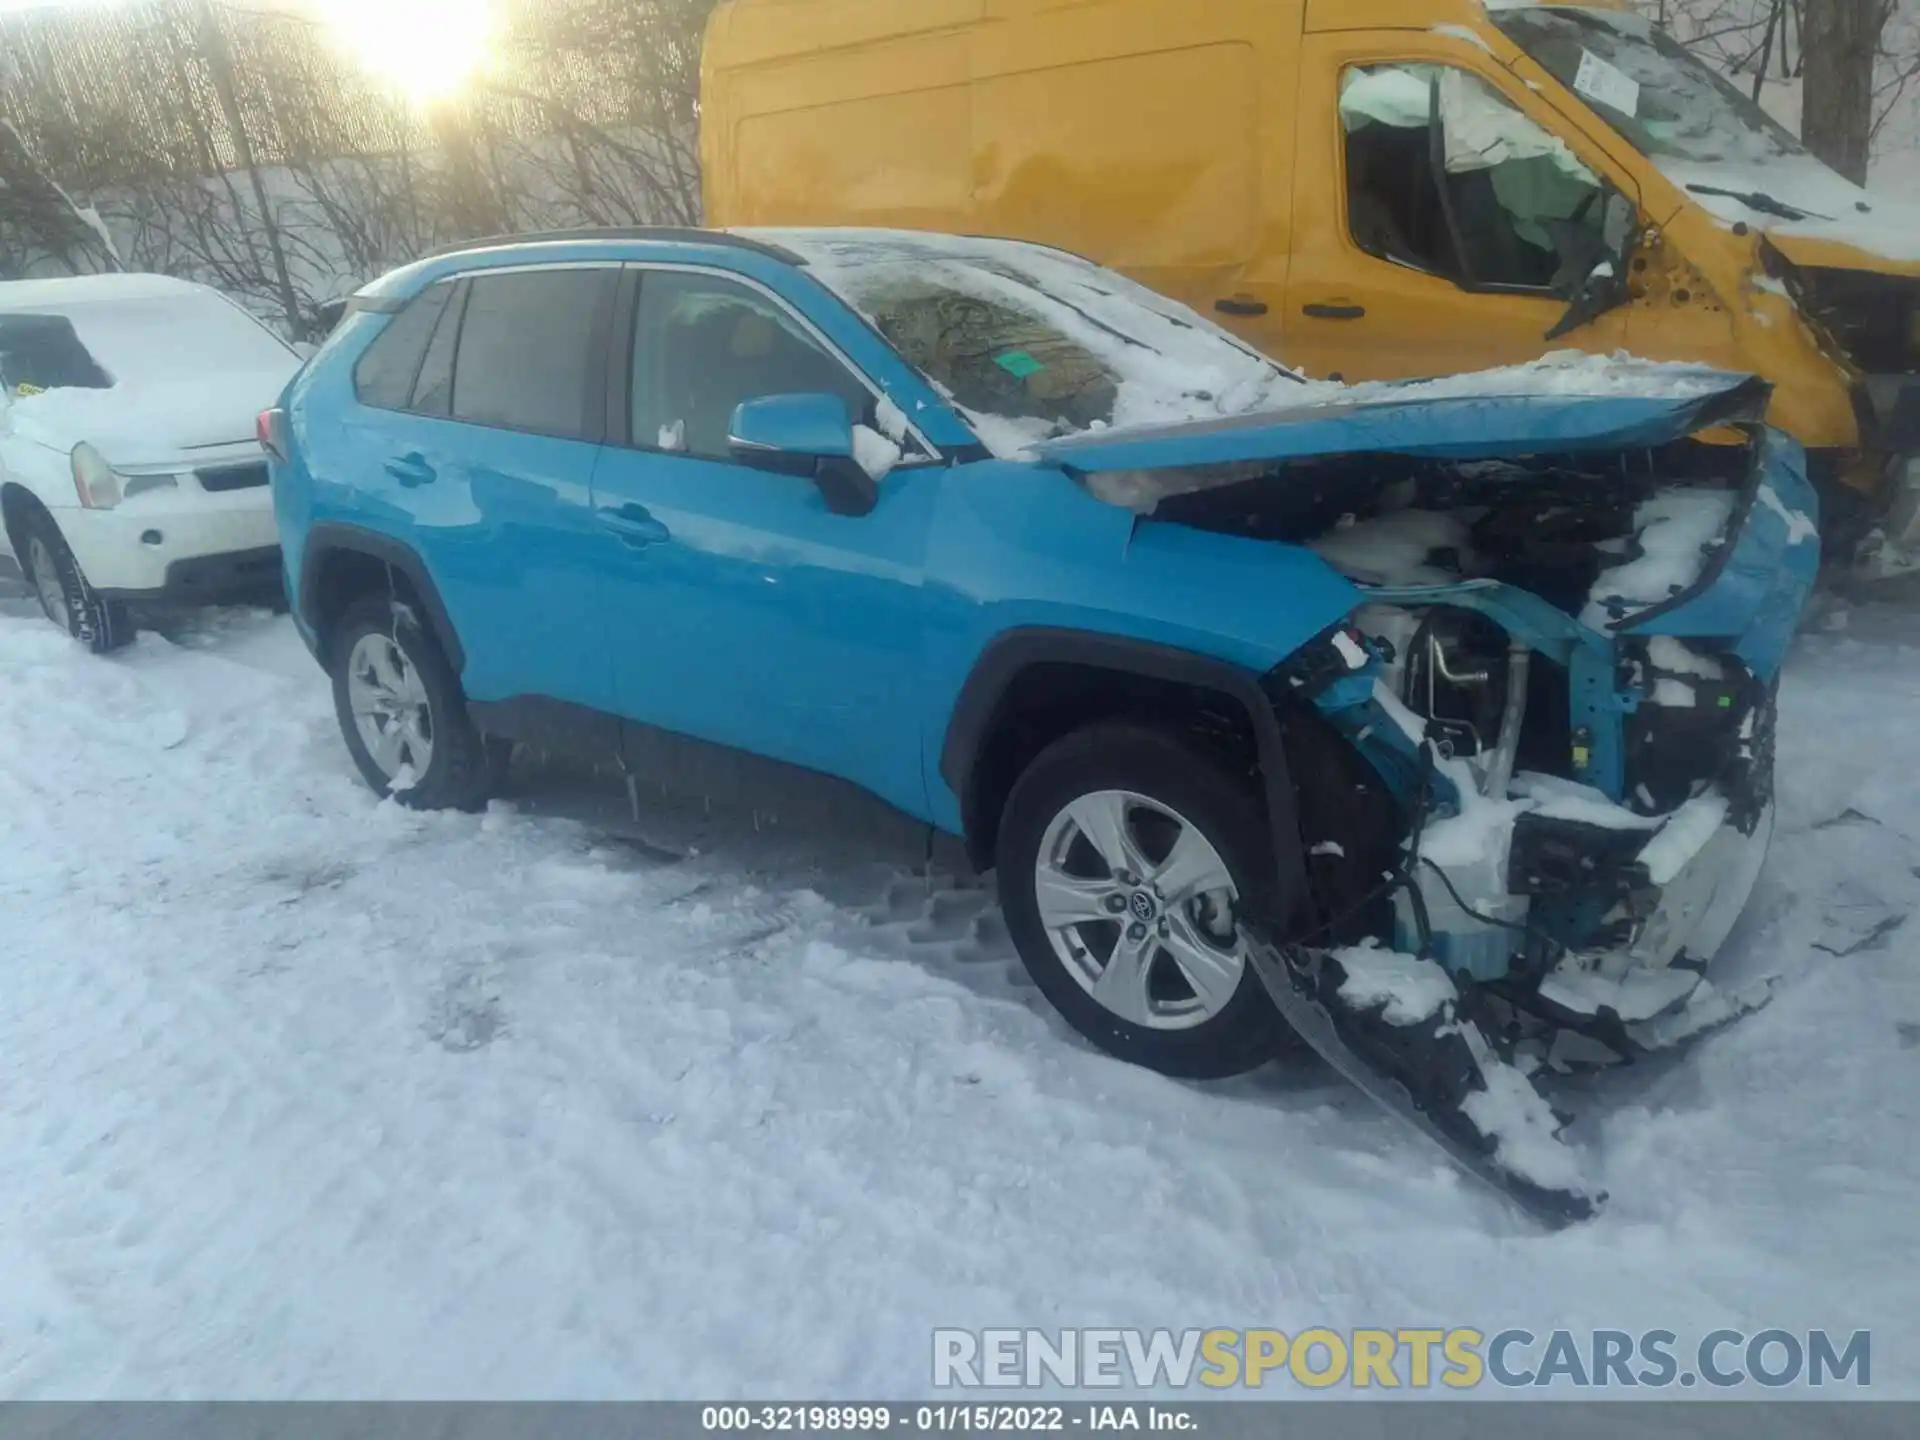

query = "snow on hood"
8;373;290;464
1036;351;1766;505
1;290;299;465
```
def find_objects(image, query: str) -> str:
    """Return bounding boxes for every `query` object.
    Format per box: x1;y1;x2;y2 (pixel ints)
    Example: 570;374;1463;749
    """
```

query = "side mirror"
728;392;878;517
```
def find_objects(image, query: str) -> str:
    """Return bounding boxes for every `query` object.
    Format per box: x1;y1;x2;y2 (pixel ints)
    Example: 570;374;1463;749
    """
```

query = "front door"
1285;36;1635;384
587;266;940;821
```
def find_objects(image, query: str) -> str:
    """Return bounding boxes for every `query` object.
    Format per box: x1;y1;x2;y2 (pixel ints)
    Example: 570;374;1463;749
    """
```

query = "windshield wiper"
1685;182;1828;223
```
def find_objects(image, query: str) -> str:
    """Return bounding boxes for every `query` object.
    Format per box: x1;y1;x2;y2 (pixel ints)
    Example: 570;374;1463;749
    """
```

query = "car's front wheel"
997;723;1298;1080
21;510;131;655
328;598;502;811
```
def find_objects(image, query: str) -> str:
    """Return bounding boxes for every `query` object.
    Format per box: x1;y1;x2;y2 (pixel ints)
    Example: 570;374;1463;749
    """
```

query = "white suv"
0;274;303;652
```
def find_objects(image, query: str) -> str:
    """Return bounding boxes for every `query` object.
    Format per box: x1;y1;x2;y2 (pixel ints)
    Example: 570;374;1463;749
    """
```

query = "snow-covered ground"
1;570;1917;1399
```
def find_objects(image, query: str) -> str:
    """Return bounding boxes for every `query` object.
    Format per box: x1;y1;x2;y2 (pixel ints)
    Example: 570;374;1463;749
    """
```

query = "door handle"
385;453;436;488
1302;303;1368;321
600;502;671;549
1214;295;1269;317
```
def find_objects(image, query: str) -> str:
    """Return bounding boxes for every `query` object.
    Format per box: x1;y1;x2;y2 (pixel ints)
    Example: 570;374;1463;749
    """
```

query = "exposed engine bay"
1135;436;1788;969
1120;430;1816;1224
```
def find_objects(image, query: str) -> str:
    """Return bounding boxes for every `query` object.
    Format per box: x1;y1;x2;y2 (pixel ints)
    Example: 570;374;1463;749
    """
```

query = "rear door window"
353;282;453;410
451;268;615;442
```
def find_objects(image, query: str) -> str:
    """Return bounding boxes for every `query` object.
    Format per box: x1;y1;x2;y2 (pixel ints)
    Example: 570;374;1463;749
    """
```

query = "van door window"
1341;63;1610;296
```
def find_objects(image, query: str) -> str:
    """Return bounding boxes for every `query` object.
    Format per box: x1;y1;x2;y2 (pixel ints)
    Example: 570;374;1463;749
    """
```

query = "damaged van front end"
1041;363;1818;1223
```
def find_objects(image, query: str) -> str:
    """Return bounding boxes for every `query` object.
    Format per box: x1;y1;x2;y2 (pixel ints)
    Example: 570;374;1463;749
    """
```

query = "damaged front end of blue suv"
1033;369;1816;1222
277;226;1818;1228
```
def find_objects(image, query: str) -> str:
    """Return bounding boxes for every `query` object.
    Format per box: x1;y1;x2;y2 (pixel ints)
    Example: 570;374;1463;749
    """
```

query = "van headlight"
70;442;124;510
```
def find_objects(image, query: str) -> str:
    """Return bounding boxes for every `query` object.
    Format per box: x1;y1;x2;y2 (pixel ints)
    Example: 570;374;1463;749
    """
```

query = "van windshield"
1493;8;1807;171
750;229;1304;455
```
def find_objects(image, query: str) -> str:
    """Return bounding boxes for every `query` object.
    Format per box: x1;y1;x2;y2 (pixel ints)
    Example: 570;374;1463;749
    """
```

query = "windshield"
11;292;296;391
749;230;1302;454
1493;7;1807;170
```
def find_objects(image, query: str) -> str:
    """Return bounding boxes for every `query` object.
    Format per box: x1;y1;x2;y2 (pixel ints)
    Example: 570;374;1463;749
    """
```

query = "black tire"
997;722;1300;1080
327;598;502;811
19;508;132;655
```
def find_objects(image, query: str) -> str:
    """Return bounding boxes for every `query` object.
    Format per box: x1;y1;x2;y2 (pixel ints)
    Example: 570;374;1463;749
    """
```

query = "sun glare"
318;0;499;105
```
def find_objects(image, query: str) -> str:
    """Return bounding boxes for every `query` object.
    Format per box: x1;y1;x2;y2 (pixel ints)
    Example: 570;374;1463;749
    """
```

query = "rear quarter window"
353;282;454;410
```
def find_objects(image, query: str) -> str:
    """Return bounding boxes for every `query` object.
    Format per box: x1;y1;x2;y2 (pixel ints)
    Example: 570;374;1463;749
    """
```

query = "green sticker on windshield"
995;350;1046;379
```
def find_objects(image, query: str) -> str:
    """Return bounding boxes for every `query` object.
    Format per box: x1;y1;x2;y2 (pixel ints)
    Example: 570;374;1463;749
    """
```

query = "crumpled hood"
1032;354;1769;508
7;367;292;466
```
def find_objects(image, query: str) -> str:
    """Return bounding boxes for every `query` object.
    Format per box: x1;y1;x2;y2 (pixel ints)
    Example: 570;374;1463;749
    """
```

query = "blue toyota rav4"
267;227;1818;1221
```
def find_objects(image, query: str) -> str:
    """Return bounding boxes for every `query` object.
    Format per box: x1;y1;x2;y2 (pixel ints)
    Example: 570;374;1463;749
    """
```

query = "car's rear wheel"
997;722;1298;1080
328;598;502;811
21;510;132;655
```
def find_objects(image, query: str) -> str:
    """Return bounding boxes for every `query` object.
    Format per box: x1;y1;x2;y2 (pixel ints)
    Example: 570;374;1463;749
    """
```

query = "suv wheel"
997;723;1297;1080
21;510;132;655
329;598;502;811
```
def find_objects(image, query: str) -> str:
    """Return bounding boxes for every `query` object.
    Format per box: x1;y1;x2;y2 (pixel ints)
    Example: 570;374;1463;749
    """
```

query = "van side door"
1284;32;1637;384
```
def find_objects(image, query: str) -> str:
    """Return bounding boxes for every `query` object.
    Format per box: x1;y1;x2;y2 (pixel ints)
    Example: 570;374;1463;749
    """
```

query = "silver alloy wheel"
346;631;435;782
27;535;67;627
1033;789;1248;1031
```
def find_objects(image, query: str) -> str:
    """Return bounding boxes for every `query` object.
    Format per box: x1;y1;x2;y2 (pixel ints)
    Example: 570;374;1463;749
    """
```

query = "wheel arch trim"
299;523;466;673
940;627;1308;930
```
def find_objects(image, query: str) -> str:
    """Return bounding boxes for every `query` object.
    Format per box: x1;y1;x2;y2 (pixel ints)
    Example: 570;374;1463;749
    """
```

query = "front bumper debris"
1247;941;1602;1227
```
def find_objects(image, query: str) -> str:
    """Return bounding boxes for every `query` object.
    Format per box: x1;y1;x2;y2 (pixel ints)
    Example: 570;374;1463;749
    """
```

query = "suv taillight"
258;407;289;463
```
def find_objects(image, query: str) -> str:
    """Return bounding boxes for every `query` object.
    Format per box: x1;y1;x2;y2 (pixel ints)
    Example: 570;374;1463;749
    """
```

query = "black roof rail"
418;226;806;265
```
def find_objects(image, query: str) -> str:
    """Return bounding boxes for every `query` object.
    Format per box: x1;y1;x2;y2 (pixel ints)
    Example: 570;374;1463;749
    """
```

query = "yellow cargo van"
702;0;1920;572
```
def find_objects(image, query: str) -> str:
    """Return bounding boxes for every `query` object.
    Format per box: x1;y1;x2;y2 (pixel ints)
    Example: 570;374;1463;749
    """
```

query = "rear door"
417;264;619;712
1284;31;1635;383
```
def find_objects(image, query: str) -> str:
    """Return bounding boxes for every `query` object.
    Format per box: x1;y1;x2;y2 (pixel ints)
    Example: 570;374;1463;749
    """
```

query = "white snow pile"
1638;790;1733;886
851;424;903;481
1311;509;1480;588
1337;943;1594;1201
1458;1048;1592;1197
1335;942;1459;1027
1582;488;1737;630
1646;635;1727;679
1511;772;1662;832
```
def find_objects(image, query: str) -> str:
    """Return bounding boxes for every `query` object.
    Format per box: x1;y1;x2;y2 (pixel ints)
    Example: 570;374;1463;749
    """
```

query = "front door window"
1341;63;1613;296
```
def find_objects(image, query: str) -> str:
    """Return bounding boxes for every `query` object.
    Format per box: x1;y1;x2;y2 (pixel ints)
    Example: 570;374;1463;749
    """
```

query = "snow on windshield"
1493;7;1805;171
747;229;1305;456
43;293;297;388
1492;6;1920;259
